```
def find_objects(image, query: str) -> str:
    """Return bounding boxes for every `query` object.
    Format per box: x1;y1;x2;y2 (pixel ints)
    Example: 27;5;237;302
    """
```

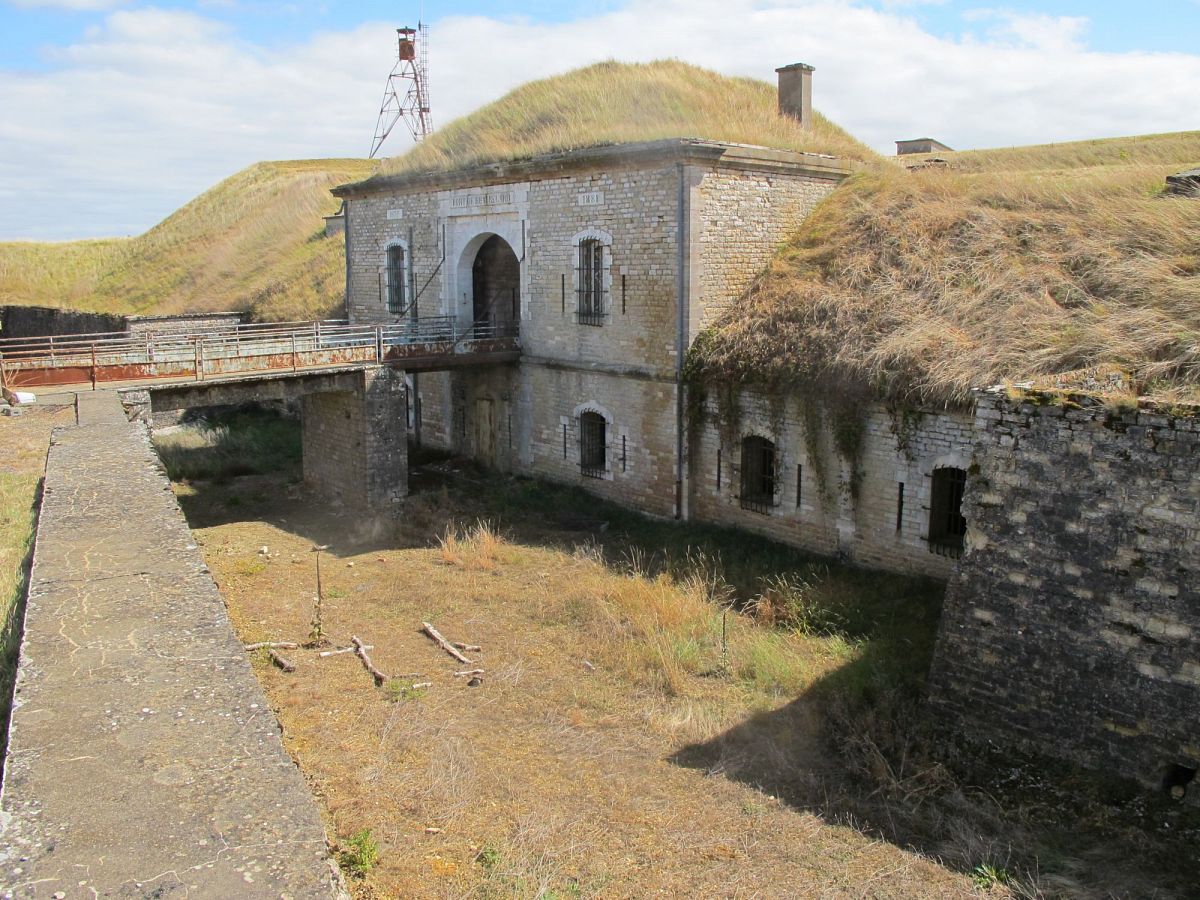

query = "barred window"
576;239;606;326
579;411;606;478
929;467;967;558
386;244;406;314
740;436;776;514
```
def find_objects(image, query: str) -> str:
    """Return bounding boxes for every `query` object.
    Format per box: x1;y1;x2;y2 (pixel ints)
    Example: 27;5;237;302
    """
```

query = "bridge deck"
0;392;341;898
0;317;519;390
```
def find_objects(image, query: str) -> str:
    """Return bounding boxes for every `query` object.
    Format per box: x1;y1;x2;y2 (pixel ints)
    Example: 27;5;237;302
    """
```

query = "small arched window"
579;411;607;478
386;244;407;314
740;436;777;514
929;467;967;558
576;238;605;325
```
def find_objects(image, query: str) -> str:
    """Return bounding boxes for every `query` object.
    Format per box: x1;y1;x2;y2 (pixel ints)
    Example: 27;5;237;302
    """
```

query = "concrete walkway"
1;392;342;899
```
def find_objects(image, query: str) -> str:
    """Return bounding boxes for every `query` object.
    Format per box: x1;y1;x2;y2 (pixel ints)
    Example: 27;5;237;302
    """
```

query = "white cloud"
2;0;1198;240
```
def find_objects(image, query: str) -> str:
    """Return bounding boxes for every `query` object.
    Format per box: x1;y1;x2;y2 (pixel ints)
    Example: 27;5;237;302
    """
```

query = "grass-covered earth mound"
688;130;1200;405
374;59;875;179
0;159;376;322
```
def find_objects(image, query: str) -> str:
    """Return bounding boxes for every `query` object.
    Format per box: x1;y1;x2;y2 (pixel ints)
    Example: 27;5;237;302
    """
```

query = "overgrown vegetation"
338;827;380;878
688;130;1200;405
375;60;876;179
0;472;40;752
151;405;301;482
0;159;376;322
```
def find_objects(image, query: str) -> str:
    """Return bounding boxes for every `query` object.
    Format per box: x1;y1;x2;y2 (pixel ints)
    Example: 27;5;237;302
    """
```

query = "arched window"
386;244;407;314
740;436;776;514
929;467;967;557
579;410;607;478
576;238;606;325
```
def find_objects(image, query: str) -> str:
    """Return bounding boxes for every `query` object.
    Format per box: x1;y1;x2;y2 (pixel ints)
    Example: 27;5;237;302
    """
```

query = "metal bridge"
0;316;519;390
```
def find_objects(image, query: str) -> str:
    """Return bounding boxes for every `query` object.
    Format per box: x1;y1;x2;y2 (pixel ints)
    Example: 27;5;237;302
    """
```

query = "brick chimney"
776;63;814;128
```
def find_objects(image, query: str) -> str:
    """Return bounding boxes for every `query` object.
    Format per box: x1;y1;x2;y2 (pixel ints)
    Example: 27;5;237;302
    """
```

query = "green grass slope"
0;159;377;323
688;130;1200;405
377;60;876;179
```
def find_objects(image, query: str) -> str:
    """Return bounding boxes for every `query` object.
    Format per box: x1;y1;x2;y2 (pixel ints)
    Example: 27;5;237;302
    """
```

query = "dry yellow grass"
690;131;1200;405
0;159;377;322
188;484;977;899
377;59;876;179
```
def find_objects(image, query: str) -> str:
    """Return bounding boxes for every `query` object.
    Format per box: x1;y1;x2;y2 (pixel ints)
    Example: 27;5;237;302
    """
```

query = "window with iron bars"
386;244;407;314
576;239;606;326
739;436;777;514
928;467;967;558
579;411;607;478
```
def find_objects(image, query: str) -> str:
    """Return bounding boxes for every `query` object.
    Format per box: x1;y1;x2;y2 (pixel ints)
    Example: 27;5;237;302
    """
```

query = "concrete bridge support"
301;367;408;510
127;365;409;514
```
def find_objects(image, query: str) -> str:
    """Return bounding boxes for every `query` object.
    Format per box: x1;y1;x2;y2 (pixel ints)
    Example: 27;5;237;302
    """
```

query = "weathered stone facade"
301;367;407;510
689;388;974;576
930;389;1200;790
335;140;850;521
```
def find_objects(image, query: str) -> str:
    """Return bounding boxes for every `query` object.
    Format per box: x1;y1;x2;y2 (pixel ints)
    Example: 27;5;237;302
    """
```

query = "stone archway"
468;234;520;335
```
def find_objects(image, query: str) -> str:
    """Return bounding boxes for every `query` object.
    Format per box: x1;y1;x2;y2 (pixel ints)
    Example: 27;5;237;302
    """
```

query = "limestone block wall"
929;390;1200;788
345;191;440;325
690;168;838;341
523;165;678;374
523;363;679;518
301;369;407;511
688;388;974;576
302;389;362;505
125;312;246;338
413;363;679;518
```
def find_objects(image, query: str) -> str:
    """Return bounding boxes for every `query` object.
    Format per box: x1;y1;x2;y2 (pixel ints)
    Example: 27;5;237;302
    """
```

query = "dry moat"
144;407;1199;898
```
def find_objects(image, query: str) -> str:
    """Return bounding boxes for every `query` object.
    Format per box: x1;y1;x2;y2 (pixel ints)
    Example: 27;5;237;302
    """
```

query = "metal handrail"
0;315;518;379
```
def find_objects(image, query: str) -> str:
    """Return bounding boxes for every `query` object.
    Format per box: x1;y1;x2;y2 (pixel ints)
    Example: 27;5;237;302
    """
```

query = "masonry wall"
0;305;124;338
301;369;408;511
690;167;838;342
343;151;848;524
688;387;974;576
929;390;1200;787
302;390;363;506
345;191;440;326
125;313;246;338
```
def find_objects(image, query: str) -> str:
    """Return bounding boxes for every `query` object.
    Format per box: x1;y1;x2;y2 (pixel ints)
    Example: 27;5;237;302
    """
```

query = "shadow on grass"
668;615;1200;898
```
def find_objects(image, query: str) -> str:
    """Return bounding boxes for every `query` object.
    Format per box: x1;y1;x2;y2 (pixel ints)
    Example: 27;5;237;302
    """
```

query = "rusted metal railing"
0;316;518;390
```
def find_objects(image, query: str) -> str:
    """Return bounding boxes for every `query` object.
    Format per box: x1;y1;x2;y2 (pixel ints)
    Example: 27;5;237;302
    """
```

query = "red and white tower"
369;23;432;158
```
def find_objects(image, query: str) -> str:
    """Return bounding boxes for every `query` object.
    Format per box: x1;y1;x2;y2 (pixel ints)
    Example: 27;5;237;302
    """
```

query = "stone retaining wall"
930;389;1200;789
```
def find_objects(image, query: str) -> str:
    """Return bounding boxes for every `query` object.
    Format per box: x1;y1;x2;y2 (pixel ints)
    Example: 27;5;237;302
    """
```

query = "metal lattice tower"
369;23;432;158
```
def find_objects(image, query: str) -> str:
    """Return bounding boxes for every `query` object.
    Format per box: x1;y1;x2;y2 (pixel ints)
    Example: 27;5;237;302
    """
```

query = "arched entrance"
470;234;520;336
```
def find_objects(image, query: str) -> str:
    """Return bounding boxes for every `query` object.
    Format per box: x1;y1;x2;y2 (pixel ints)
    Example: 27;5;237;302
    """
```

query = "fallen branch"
244;641;300;651
352;635;388;686
453;669;485;678
268;649;296;673
318;644;373;658
452;642;482;653
421;622;473;665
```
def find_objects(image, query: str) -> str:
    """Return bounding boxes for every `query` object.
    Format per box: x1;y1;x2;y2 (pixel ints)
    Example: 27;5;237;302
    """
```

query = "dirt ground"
176;467;988;900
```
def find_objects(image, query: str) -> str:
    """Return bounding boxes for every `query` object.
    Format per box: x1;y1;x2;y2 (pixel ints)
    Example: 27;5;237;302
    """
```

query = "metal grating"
739;436;776;514
579;411;606;478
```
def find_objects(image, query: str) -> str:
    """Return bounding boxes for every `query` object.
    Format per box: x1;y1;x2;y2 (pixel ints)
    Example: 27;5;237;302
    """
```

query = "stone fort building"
332;66;1198;798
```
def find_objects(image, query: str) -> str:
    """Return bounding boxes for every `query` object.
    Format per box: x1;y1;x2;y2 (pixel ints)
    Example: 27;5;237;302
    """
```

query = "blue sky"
1;0;1197;240
3;1;1194;68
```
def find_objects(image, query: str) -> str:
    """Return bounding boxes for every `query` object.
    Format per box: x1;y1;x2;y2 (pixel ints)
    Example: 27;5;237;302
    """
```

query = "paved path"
1;392;342;899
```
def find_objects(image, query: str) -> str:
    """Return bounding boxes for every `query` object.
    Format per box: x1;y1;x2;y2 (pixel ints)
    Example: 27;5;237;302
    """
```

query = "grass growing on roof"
377;59;876;178
689;130;1200;405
